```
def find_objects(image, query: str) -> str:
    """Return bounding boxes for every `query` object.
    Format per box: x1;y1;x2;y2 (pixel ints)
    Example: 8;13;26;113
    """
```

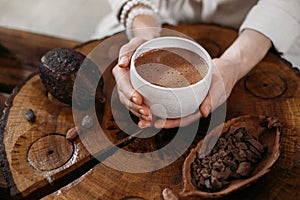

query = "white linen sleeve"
108;0;202;25
108;0;128;19
239;0;300;54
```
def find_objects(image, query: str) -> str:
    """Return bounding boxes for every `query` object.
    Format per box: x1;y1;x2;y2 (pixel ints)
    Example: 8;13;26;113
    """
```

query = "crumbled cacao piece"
201;169;210;179
223;167;232;180
217;137;227;149
245;149;260;163
232;149;244;162
236;142;248;150
212;161;225;171
66;126;80;140
211;176;223;189
236;162;253;177
248;138;265;154
248;145;262;160
234;130;244;140
239;150;247;160
191;127;266;192
212;169;230;181
25;109;36;122
223;158;238;171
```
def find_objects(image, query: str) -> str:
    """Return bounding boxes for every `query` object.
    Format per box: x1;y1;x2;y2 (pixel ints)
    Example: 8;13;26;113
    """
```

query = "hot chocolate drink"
134;47;208;88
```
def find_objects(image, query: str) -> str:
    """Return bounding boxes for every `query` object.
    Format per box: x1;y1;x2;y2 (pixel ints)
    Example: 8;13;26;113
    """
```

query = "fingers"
112;65;151;120
138;119;152;129
199;92;212;118
118;56;129;68
154;111;201;129
162;188;179;200
112;65;141;104
118;37;145;68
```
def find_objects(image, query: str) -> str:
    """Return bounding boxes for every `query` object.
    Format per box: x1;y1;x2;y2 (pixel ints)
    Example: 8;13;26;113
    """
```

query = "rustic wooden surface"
0;27;80;199
1;24;300;200
0;27;79;93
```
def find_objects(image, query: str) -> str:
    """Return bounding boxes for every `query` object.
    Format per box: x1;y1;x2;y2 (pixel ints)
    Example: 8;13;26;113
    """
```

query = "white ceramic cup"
130;36;213;118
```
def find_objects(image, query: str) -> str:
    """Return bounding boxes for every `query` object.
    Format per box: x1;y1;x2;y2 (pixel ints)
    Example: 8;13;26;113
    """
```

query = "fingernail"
138;121;151;128
118;56;128;65
164;188;172;195
141;115;150;121
138;108;145;115
131;96;138;104
162;188;176;199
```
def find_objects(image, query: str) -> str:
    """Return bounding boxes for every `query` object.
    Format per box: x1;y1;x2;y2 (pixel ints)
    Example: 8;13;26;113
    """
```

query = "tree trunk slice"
1;24;300;200
0;73;100;199
45;24;300;200
0;27;80;199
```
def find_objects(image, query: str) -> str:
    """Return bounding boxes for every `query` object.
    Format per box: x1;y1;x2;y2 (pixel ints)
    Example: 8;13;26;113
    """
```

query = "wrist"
213;58;240;87
131;14;161;40
126;7;161;40
219;54;244;82
119;0;158;26
119;0;161;40
220;29;272;81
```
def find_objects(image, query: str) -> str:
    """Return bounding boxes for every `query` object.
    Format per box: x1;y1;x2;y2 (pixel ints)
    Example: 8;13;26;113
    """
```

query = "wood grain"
0;74;98;199
0;27;80;197
42;24;300;199
1;24;300;200
0;94;8;114
0;93;8;192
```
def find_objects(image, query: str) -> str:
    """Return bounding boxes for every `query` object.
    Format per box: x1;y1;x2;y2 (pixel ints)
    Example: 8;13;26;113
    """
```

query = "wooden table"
0;27;80;199
1;24;300;200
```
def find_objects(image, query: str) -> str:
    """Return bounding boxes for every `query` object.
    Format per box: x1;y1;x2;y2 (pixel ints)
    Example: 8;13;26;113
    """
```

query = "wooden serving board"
1;24;300;200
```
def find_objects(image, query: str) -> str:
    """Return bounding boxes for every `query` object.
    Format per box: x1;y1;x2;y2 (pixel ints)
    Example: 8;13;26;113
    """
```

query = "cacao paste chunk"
39;48;105;107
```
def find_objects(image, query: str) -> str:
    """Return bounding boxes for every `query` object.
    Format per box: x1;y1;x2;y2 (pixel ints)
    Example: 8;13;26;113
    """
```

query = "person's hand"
112;37;153;128
162;188;179;200
142;57;239;129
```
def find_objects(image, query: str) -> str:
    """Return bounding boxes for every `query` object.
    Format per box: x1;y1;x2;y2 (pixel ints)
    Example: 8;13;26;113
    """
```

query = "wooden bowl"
180;115;281;199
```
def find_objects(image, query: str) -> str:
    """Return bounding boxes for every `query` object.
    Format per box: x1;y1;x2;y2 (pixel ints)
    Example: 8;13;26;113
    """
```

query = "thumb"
162;188;179;200
199;92;212;118
199;73;227;118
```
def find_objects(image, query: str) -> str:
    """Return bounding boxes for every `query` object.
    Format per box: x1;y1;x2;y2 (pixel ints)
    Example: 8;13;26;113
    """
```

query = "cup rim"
130;36;213;91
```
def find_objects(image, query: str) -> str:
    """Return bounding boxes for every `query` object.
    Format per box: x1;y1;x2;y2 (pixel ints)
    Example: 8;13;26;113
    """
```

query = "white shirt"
94;0;300;68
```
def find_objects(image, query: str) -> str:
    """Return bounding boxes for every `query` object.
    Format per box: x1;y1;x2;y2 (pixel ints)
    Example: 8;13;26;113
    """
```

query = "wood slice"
0;73;98;199
1;24;300;200
43;24;300;200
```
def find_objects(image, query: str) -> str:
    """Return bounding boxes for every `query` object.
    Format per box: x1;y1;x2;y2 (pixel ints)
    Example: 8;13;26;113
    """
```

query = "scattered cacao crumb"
191;127;266;192
25;109;36;122
66;126;80;140
81;115;94;129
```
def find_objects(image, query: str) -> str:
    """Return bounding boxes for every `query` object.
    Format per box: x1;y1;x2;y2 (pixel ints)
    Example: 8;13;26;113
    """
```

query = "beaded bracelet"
125;7;162;40
119;0;158;26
